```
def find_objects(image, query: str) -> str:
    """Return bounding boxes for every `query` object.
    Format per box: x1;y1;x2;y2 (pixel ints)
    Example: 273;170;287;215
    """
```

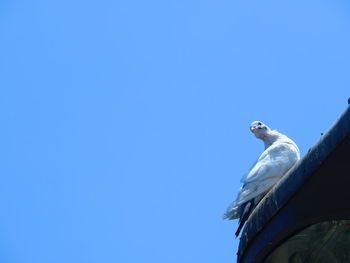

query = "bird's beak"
250;126;256;132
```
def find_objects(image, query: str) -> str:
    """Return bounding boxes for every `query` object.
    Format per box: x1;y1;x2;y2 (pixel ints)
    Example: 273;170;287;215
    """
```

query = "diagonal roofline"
238;103;350;263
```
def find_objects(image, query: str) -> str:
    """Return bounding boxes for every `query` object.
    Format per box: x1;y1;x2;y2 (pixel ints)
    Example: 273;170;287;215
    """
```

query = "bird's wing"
240;158;259;183
234;142;299;206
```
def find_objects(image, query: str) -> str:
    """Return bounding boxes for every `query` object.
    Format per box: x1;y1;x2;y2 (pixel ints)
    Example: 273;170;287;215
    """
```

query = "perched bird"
223;121;300;236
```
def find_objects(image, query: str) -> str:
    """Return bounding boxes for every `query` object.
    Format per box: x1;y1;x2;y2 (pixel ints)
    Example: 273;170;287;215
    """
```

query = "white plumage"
223;121;300;236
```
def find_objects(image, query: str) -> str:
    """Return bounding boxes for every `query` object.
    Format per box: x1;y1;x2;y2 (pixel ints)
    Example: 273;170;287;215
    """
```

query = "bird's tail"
222;201;240;220
235;196;263;237
235;201;254;236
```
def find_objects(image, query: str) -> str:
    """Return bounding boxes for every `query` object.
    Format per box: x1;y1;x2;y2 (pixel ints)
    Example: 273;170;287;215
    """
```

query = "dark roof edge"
237;104;350;261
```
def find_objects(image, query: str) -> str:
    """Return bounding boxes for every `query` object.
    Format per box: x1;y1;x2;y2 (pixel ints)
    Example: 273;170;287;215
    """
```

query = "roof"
237;103;350;263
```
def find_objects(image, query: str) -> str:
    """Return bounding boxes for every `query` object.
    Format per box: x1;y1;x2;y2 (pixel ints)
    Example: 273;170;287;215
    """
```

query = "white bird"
223;121;300;236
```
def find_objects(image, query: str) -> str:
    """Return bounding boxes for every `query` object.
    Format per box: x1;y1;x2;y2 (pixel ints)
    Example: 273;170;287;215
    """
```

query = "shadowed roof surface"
238;104;350;263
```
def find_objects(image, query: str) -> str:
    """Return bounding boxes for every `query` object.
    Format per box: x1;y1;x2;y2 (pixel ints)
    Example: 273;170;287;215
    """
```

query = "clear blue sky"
1;0;350;262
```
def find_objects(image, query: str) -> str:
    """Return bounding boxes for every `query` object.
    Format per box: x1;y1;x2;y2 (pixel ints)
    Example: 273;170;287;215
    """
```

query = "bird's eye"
257;122;262;126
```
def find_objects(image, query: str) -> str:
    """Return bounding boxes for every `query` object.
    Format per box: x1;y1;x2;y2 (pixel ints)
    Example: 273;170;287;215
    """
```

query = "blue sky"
1;0;350;262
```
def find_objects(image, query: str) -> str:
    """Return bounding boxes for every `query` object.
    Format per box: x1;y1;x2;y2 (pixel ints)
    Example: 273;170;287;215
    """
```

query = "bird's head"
250;121;271;140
